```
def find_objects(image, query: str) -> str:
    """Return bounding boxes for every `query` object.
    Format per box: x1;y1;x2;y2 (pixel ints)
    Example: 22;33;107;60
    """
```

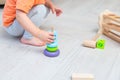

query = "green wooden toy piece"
46;46;58;52
96;39;105;49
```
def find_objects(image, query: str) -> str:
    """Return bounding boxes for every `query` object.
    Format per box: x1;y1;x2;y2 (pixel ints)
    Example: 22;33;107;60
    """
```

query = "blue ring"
47;42;58;48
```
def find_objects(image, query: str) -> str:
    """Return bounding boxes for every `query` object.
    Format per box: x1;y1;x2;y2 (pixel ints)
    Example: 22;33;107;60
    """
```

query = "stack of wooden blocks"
101;10;120;42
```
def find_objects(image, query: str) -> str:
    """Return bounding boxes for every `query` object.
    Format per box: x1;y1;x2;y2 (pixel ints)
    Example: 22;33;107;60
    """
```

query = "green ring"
46;46;58;52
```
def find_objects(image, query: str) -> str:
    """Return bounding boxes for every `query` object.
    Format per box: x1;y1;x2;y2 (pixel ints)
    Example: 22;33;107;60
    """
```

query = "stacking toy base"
44;49;60;57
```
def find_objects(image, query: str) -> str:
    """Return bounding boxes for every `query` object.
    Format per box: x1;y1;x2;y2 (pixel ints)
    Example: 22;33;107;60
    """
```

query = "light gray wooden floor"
0;0;120;80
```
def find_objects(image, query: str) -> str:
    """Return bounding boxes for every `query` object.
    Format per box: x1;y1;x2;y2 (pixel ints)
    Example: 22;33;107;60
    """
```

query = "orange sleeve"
16;0;34;13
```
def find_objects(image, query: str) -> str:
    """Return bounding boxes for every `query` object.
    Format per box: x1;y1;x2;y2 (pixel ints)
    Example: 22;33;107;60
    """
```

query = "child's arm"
16;10;54;43
45;0;63;16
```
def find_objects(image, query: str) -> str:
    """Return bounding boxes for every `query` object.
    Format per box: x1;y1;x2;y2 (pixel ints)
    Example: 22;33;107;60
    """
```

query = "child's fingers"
49;36;54;41
48;32;54;39
47;33;55;43
47;39;54;43
59;9;63;13
56;11;60;16
56;9;63;16
56;11;62;16
48;32;54;36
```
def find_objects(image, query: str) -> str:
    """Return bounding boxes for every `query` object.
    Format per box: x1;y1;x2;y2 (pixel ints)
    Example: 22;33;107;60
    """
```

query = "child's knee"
34;5;50;18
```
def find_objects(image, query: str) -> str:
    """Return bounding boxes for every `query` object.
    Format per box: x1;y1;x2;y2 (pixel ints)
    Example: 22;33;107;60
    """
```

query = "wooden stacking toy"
83;10;120;49
43;27;60;57
101;10;120;43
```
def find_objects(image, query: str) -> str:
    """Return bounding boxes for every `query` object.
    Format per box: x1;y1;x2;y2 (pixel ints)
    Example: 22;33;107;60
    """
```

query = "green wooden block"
96;39;105;49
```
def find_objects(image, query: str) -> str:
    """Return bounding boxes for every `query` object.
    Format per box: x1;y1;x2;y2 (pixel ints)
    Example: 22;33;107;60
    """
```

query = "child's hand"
45;0;63;16
39;30;54;44
50;6;63;16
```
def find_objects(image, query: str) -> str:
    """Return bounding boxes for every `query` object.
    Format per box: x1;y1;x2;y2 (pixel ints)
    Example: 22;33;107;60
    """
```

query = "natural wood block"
100;10;120;43
103;30;120;43
72;73;94;80
83;40;96;48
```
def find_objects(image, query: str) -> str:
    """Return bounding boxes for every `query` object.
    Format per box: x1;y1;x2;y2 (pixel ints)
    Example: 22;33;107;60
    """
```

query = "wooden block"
108;21;120;27
103;29;120;43
83;40;96;48
103;23;120;32
103;15;120;23
72;73;94;80
99;10;120;43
